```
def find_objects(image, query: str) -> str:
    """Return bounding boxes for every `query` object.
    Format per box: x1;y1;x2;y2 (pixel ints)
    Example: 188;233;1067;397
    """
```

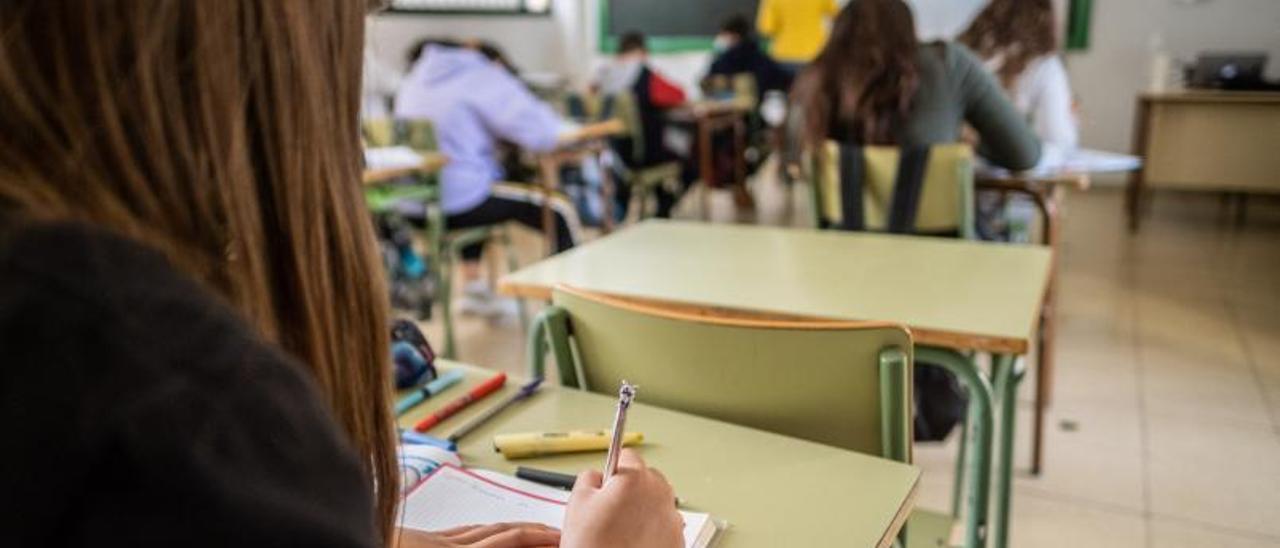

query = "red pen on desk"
414;372;507;432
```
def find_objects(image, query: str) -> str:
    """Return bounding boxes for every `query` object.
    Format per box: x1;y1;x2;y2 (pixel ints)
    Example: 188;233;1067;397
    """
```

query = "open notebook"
364;146;425;171
401;464;721;548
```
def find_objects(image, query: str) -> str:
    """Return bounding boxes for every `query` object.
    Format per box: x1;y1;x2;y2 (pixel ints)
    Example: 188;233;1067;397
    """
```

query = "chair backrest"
538;287;914;462
703;73;759;111
362;118;397;148
564;91;645;162
397;119;440;152
812;141;975;237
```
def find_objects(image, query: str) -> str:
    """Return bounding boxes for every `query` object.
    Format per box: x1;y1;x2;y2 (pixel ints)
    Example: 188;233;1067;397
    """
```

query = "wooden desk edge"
878;474;920;548
977;172;1090;191
497;280;1031;354
362;154;448;186
557;119;625;146
1140;91;1280;104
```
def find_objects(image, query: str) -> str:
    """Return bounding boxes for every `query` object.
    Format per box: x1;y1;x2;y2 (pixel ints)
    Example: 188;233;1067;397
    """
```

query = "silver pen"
602;380;637;482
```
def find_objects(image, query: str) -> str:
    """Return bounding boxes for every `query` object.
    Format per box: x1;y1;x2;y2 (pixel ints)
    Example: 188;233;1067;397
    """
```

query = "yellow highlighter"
493;430;644;459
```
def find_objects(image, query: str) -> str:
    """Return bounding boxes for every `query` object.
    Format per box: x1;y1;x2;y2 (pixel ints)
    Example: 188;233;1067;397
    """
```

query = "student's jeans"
443;183;581;261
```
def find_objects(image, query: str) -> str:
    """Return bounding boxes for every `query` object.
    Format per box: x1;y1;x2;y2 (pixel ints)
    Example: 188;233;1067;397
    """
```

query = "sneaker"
456;293;502;317
462;279;493;299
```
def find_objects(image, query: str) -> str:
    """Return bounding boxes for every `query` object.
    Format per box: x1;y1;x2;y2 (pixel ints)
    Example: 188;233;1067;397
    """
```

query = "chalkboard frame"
597;0;718;54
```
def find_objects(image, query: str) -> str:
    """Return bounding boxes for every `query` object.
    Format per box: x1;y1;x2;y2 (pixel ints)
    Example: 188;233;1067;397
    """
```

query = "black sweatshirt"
0;222;377;547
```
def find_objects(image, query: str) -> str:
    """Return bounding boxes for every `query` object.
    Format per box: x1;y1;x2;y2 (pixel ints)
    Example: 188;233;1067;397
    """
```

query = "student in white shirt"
960;0;1077;168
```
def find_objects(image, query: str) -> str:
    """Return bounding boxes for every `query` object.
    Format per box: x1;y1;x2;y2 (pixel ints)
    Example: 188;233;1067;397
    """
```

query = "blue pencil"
396;369;466;416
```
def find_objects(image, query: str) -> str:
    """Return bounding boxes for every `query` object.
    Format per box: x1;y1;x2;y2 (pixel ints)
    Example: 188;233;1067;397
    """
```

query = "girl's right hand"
560;449;685;548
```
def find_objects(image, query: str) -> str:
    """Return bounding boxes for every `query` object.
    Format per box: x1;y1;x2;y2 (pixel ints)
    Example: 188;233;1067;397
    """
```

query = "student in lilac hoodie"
395;42;581;313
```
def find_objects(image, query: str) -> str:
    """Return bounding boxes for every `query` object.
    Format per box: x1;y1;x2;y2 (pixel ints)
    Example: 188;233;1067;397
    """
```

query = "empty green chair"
528;286;995;548
362;118;397;148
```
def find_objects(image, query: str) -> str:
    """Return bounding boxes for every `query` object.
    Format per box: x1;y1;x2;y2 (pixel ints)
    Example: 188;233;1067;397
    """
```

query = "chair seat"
631;162;682;190
905;509;962;548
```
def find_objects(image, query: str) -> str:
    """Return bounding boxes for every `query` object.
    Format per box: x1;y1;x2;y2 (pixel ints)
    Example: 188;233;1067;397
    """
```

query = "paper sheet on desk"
557;120;584;139
401;465;719;548
980;148;1142;178
364;146;424;171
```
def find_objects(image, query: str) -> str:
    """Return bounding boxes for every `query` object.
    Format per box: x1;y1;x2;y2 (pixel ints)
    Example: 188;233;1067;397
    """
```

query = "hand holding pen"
561;449;684;548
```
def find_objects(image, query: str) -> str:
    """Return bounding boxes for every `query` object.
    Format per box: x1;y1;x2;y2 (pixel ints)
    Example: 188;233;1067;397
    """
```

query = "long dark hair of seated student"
789;0;1040;171
791;0;921;146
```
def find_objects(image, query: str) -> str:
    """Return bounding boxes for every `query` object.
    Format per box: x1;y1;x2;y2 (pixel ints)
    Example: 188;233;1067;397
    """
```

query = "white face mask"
712;36;734;52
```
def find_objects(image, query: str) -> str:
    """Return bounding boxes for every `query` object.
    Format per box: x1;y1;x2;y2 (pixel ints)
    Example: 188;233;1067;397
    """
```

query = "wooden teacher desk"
402;360;921;548
1128;91;1280;231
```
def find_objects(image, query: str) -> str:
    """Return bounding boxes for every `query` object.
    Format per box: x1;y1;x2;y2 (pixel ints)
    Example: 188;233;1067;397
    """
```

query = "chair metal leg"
951;412;969;519
497;226;529;333
916;346;995;548
425;201;457;359
991;354;1023;548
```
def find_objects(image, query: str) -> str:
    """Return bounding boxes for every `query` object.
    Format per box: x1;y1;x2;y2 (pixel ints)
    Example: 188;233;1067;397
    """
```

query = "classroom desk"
535;119;627;253
668;99;754;217
1128;91;1280;231
400;360;920;548
362;152;448;186
498;220;1051;548
500;220;1049;354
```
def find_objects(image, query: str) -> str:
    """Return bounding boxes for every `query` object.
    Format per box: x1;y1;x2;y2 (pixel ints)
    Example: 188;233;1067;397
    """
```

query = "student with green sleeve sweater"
790;0;1041;171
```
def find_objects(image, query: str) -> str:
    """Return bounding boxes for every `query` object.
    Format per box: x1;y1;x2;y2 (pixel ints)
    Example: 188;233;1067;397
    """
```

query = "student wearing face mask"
705;15;793;97
591;32;693;219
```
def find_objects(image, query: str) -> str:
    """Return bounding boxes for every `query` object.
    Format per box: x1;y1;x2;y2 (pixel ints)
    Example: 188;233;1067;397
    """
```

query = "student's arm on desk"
474;67;561;154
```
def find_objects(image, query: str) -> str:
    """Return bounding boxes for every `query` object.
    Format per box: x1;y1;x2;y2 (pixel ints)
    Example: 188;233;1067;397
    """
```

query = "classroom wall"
1065;0;1280;153
367;11;570;77
369;0;1280;154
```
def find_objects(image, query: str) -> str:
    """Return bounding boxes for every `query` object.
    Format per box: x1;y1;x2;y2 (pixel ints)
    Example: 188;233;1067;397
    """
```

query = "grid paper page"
401;465;564;532
401;465;714;547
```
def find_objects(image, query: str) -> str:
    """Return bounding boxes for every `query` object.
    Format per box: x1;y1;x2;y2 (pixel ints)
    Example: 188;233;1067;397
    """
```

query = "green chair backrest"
702;73;759;111
362;118;397;148
539;287;914;462
812;142;975;237
564;91;644;162
398;119;440;152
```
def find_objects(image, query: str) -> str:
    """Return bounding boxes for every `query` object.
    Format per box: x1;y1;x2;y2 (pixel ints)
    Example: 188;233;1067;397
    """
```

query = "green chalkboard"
599;0;761;53
1066;0;1092;51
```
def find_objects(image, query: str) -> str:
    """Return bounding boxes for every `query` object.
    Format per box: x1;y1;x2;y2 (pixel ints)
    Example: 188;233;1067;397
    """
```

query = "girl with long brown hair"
791;0;1041;168
960;0;1079;167
0;1;680;547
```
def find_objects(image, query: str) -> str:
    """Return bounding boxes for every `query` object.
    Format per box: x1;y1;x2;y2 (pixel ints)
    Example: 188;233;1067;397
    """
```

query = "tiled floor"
417;173;1280;547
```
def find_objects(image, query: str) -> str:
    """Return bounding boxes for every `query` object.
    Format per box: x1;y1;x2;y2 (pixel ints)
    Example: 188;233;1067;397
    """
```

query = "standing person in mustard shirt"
756;0;840;71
